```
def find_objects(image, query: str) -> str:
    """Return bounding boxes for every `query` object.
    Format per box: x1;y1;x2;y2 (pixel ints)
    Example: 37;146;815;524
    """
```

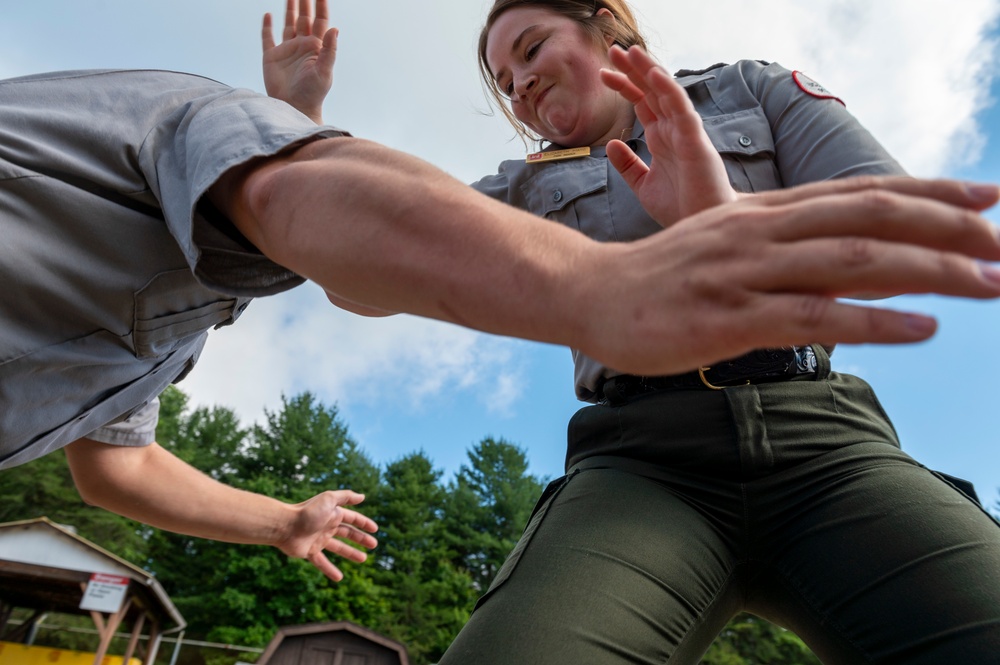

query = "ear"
596;7;618;48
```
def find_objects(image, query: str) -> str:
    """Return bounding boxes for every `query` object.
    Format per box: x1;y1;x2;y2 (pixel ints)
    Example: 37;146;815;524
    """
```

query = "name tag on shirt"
526;147;591;163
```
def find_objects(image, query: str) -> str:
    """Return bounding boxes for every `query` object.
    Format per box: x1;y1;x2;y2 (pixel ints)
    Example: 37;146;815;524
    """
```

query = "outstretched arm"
262;0;337;124
209;136;1000;376
65;438;378;582
601;45;738;227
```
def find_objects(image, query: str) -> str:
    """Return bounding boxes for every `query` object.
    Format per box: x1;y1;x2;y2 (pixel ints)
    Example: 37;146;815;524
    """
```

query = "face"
485;6;633;147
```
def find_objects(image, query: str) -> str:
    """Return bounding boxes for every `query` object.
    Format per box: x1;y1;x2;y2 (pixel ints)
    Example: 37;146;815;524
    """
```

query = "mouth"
532;85;553;114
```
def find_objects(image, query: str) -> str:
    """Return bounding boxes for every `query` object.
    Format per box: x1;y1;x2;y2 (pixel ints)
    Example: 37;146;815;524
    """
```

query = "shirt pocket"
520;160;611;236
132;269;238;358
702;107;782;192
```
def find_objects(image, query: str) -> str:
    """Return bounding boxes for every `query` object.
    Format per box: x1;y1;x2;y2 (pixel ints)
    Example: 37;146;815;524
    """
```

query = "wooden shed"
0;517;185;665
257;621;409;665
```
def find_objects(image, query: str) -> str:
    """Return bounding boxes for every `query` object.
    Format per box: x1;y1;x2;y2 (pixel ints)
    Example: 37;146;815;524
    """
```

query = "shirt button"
553;190;563;202
739;135;752;147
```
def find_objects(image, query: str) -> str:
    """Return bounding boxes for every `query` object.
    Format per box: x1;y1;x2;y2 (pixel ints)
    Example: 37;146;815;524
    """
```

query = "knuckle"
847;174;883;192
837;236;875;266
793;295;832;329
858;187;902;215
863;305;892;338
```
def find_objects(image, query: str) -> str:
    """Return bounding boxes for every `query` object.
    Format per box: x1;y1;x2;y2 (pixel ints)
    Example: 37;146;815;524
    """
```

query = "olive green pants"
440;364;1000;664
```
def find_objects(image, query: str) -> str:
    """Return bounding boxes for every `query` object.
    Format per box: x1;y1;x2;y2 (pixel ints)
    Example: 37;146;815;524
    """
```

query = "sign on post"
80;573;130;613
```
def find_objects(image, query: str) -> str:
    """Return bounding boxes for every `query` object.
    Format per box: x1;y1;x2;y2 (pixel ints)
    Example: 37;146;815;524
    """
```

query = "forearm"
65;439;292;547
227;137;600;350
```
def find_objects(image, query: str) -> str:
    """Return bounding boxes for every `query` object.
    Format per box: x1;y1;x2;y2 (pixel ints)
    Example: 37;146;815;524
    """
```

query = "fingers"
754;175;1000;214
605;45;699;132
262;13;276;51
313;0;329;36
283;0;296;41
751;236;1000;300
601;69;656;130
326;535;371;562
296;0;312;37
309;550;345;582
339;503;378;532
330;489;367;507
740;295;939;348
748;181;1000;261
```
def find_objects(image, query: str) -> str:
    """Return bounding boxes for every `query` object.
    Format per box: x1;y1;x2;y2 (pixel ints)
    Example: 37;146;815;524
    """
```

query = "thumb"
319;27;339;75
607;139;648;194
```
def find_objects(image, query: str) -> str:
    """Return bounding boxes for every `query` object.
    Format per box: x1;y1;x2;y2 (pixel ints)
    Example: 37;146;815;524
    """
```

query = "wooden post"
0;600;14;640
91;596;132;665
142;620;161;665
121;612;146;665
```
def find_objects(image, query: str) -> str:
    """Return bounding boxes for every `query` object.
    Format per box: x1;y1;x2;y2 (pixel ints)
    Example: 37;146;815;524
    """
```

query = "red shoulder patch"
792;71;845;107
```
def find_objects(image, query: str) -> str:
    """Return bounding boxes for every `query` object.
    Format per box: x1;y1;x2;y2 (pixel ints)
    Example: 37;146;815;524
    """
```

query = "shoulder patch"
792;71;845;106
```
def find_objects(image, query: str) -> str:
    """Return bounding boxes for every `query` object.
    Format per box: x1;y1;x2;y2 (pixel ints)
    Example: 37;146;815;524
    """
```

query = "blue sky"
2;1;998;504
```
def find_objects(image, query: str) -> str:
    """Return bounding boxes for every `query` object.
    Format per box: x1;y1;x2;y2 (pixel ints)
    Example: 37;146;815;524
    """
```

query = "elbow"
71;472;111;509
63;438;141;512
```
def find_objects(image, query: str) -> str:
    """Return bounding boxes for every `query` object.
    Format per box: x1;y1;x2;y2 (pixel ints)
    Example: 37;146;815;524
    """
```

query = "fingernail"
981;262;1000;287
966;182;1000;204
905;314;937;335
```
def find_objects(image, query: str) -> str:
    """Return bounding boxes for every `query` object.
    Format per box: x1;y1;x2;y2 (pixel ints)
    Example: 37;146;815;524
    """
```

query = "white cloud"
177;0;1000;424
6;1;997;428
180;284;525;424
634;0;1000;176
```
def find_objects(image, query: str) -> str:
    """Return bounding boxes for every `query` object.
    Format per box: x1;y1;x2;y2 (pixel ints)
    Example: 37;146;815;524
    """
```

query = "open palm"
602;46;737;228
262;0;337;124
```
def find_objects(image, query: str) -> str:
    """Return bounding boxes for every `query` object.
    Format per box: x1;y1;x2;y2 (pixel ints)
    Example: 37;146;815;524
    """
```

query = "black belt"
599;346;818;406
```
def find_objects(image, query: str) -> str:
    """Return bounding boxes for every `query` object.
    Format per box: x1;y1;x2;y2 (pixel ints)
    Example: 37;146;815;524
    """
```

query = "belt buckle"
698;346;815;390
697;366;747;390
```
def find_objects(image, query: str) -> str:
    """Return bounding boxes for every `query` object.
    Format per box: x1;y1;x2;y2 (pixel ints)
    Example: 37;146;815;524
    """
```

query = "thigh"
440;467;741;665
752;443;1000;664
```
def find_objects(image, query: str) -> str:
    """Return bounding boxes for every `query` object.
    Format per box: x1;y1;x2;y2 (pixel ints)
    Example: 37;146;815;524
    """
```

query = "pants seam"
755;560;877;665
667;563;742;664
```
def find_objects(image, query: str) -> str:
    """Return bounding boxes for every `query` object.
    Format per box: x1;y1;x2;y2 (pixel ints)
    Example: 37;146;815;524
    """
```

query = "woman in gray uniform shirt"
265;0;1000;662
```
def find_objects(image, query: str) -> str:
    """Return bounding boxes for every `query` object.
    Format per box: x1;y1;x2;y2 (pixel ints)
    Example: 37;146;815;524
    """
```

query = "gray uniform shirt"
0;69;344;469
471;60;906;402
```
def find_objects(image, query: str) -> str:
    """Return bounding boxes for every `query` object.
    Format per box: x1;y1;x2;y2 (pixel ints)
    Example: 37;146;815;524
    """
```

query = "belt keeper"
601;376;629;406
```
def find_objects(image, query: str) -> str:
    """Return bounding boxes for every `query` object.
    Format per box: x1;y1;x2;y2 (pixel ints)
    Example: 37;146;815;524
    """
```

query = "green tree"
701;613;820;665
149;392;382;651
369;452;474;665
444;438;546;592
0;428;148;564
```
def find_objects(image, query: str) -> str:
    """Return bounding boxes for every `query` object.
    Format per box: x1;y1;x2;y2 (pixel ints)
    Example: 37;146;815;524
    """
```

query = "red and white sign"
80;573;130;613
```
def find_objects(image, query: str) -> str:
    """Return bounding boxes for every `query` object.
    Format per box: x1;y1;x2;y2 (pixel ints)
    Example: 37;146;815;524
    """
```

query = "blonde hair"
478;0;648;143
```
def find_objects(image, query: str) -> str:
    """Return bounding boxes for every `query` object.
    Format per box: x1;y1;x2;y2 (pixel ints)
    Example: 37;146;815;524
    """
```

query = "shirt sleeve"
471;164;517;203
85;397;161;447
740;60;907;185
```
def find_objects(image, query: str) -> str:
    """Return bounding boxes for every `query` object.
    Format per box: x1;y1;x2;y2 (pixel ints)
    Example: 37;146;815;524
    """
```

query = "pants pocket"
473;471;577;611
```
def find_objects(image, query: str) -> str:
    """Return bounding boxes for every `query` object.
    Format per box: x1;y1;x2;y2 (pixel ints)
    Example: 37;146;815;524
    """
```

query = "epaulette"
673;60;771;77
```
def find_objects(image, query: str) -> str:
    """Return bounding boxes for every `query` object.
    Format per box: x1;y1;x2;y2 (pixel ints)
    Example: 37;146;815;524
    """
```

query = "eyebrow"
493;24;541;85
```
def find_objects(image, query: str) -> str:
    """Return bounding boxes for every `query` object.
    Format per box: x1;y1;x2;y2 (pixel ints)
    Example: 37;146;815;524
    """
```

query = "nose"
513;71;538;101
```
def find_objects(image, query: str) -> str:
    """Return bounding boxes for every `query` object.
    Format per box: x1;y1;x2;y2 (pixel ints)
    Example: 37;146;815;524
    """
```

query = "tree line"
19;384;967;665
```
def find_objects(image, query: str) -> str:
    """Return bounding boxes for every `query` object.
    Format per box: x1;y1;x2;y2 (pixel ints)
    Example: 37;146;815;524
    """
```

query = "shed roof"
258;621;409;665
0;517;184;630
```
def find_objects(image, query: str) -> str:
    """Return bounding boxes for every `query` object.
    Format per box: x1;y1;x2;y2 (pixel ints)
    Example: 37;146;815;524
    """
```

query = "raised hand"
601;45;737;228
262;0;338;124
276;490;379;582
